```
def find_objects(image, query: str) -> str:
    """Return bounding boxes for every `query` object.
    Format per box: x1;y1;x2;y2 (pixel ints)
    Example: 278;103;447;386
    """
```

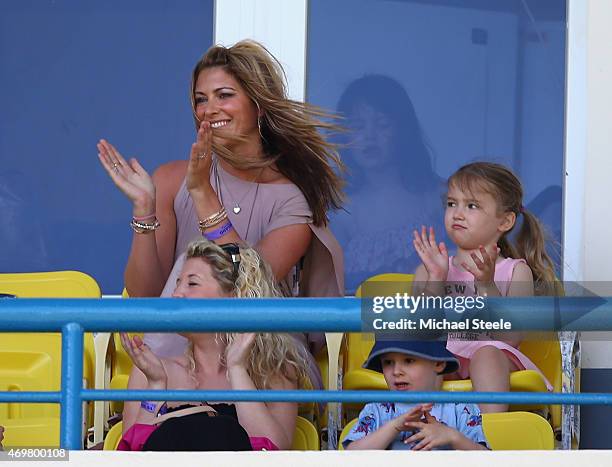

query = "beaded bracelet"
130;218;160;234
203;220;233;241
198;207;228;231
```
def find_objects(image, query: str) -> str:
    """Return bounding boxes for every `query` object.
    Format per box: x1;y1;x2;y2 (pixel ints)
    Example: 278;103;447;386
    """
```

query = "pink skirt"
447;338;553;391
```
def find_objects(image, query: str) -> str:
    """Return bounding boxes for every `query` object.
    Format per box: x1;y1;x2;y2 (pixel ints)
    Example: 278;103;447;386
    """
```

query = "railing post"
60;322;84;450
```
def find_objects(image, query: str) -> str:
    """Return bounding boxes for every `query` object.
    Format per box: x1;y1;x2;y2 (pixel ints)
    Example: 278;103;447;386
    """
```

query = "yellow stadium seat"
338;418;357;450
102;421;123;450
482;411;554;450
292;416;320;450
518;337;563;429
0;271;99;448
103;416;319;450
0;271;101;298
339;411;553;450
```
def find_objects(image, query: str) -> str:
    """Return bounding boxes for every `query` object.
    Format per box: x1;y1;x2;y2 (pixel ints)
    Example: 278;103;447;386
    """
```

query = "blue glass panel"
307;0;566;293
0;0;214;292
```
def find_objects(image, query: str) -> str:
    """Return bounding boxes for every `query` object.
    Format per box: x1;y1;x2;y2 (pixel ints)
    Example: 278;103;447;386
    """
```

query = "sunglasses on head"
219;243;241;276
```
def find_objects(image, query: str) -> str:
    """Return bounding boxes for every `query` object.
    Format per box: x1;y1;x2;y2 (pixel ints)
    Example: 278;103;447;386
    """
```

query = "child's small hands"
393;404;433;432
461;245;499;289
403;411;459;450
413;226;449;281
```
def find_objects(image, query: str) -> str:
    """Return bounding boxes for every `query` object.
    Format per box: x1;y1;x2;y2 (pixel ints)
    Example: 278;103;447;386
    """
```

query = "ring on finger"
197;152;207;160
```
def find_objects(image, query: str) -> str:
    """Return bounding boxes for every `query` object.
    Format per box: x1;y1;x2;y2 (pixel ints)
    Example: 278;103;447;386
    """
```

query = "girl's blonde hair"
448;162;559;295
190;39;345;226
184;239;308;388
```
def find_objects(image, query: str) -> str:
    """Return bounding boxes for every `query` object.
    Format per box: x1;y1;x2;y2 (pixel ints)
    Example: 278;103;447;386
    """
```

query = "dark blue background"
0;0;214;293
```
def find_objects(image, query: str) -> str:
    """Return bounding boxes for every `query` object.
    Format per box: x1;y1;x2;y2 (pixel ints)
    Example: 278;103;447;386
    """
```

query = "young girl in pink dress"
412;161;558;413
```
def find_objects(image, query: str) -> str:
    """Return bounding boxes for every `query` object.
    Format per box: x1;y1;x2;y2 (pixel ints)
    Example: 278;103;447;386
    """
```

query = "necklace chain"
215;158;263;214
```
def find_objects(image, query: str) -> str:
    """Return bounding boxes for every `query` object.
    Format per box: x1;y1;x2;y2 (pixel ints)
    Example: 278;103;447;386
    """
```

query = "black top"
143;403;252;451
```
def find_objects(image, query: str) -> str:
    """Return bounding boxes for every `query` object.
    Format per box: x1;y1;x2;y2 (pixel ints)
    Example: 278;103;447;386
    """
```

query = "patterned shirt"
343;402;488;450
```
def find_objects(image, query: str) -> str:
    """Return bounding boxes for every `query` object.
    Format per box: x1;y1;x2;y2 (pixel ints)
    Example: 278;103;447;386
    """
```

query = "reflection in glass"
309;0;567;292
333;75;445;292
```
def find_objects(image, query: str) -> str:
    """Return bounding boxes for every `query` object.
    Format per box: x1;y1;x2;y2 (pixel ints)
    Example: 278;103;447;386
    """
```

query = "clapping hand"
120;333;167;387
403;411;459;450
98;139;156;215
461;245;500;292
186;121;214;196
393;404;434;433
225;333;256;370
413;226;449;281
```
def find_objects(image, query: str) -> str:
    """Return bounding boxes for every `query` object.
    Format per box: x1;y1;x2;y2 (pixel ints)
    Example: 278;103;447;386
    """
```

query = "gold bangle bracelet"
199;207;226;224
198;209;228;231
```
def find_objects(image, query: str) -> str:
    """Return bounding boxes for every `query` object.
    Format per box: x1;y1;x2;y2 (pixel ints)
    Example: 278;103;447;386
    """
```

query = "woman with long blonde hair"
121;239;308;450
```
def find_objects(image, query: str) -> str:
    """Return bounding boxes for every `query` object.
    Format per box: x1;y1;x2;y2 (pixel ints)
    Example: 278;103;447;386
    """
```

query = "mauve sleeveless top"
160;160;344;298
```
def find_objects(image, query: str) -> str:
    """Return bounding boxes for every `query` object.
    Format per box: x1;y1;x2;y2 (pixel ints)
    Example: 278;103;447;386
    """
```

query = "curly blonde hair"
190;39;345;226
184;239;309;388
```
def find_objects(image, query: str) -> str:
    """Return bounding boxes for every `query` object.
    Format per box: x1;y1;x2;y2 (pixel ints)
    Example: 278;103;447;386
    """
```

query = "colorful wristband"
203;220;233;241
140;400;168;415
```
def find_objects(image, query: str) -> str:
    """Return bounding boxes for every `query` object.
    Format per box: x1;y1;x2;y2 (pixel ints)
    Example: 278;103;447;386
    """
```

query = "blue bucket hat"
364;340;459;374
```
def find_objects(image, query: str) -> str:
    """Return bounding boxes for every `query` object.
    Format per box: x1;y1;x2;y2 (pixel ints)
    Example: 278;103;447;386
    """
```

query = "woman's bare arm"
124;161;186;296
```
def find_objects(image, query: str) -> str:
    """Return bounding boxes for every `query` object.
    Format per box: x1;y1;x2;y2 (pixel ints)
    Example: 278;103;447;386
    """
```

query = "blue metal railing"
1;296;612;449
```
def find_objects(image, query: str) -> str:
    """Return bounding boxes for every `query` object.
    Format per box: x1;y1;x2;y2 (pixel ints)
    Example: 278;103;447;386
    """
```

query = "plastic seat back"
518;336;563;427
482;411;554;450
0;271;100;447
292;416;320;450
0;271;101;298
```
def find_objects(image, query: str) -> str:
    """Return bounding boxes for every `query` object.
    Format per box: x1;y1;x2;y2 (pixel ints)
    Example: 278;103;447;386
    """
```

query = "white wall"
582;0;612;283
45;450;612;465
568;0;612;369
214;0;307;101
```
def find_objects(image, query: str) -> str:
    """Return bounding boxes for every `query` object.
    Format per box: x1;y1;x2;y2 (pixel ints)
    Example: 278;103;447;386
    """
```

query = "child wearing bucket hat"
343;339;488;450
